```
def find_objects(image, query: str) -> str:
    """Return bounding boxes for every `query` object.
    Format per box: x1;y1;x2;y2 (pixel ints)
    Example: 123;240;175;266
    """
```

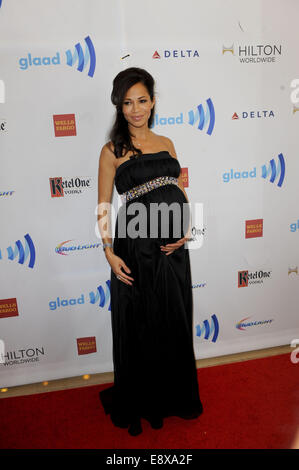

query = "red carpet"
0;353;298;449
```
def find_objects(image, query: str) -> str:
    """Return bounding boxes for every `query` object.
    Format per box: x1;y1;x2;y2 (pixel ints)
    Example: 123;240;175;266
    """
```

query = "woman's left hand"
160;236;189;256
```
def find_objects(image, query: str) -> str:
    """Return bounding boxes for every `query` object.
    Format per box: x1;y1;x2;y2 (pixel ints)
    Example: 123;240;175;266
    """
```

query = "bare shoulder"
99;141;117;169
157;135;177;158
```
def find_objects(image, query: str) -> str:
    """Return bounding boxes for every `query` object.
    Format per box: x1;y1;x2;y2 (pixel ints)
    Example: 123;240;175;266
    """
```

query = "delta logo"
152;49;199;59
0;298;19;319
238;269;271;287
222;152;286;188
18;35;96;77
236;316;274;330
53;114;76;137
232;110;275;120
245;219;263;239
49;176;92;197
151;98;215;135
77;337;97;355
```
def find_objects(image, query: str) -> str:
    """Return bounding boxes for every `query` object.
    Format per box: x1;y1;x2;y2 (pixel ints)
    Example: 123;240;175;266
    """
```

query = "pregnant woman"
98;67;203;436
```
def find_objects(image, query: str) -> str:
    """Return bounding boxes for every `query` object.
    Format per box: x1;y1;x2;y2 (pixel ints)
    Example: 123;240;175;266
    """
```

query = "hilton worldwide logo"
222;43;282;63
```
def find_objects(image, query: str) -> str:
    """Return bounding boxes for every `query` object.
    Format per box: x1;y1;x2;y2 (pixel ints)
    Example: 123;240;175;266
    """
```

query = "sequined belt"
120;176;179;203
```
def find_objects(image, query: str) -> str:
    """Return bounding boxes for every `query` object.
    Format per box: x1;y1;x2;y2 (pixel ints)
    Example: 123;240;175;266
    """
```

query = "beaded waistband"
120;175;179;203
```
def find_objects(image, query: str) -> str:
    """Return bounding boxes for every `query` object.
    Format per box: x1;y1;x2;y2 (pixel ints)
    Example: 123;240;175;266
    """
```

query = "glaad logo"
49;281;111;311
89;281;111;311
0;234;36;268
290;220;299;232
195;314;219;343
261;152;285;187
18;36;96;77
66;36;96;77
222;153;285;188
236;316;274;330
151;98;215;135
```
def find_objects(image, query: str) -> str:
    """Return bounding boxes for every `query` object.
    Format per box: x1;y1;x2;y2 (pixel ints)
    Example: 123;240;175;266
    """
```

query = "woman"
98;67;203;436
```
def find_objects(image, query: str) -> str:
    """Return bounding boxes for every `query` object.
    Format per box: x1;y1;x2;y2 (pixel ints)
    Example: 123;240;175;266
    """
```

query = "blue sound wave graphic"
0;233;36;268
89;280;111;311
195;314;219;342
65;35;96;77
261;153;285;187
188;98;215;135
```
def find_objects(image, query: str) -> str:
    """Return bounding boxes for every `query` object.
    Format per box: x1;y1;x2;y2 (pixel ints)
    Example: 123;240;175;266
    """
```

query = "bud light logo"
151;98;215;135
236;316;274;330
18;35;96;78
0;233;36;269
195;314;219;343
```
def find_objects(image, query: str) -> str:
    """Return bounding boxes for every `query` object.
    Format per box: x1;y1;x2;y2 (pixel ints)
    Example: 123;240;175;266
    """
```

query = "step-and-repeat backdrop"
1;0;299;387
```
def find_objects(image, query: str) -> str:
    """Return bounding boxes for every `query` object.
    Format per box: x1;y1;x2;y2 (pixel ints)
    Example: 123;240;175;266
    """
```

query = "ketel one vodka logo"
49;176;92;197
238;269;271;287
18;35;96;77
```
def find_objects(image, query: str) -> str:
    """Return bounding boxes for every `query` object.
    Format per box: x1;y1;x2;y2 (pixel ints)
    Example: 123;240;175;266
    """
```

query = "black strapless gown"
99;151;203;428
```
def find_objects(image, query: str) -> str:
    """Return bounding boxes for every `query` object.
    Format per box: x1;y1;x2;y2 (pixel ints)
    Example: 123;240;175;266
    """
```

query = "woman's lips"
131;115;143;121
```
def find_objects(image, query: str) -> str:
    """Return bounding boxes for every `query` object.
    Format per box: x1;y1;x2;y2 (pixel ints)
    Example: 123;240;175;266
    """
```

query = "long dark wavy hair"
109;67;155;158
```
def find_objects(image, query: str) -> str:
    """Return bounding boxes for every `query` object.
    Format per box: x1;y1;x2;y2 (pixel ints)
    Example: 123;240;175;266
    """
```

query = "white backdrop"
0;0;299;388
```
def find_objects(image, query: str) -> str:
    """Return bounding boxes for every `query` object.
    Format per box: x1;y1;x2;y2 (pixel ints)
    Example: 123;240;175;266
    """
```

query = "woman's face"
122;82;155;129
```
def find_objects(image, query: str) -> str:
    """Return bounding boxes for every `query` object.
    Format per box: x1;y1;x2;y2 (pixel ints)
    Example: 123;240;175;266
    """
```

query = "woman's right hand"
105;250;134;286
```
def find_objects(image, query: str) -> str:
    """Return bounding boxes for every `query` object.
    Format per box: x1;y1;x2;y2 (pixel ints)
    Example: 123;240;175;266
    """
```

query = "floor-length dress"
99;150;203;428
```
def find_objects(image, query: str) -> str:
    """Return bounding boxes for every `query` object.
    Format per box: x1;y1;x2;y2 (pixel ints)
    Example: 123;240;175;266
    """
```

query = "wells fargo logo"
0;298;19;319
53;114;76;137
181;168;189;187
77;336;97;355
245;219;263;239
